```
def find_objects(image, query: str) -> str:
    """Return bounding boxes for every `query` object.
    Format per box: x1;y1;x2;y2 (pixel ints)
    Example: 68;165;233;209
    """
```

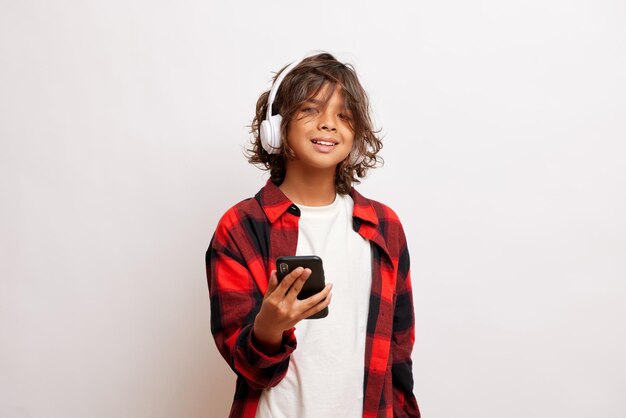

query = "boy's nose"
318;113;337;132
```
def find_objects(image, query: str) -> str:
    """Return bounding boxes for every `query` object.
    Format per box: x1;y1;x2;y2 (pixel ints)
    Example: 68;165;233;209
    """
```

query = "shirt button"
288;205;300;216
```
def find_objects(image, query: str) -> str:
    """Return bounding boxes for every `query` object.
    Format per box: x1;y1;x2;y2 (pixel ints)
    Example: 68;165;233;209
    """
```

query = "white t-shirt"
256;193;372;418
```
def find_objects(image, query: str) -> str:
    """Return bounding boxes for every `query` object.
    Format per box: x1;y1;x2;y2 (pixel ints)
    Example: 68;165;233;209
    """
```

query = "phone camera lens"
279;263;289;274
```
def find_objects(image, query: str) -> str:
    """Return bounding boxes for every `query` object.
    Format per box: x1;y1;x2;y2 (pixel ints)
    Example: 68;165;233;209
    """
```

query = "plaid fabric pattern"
206;180;420;418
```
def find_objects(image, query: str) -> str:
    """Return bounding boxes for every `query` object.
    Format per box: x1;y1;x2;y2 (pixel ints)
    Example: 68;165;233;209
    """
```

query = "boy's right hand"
252;267;332;354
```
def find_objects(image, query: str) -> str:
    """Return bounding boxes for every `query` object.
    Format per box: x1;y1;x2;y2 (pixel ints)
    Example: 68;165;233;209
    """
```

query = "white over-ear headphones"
348;142;366;166
259;58;304;154
259;55;367;165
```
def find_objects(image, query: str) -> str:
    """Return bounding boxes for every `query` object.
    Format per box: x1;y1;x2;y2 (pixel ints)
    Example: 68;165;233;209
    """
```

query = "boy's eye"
339;113;352;120
301;107;317;113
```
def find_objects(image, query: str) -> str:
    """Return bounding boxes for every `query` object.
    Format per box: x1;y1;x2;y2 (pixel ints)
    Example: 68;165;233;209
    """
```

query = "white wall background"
1;1;625;417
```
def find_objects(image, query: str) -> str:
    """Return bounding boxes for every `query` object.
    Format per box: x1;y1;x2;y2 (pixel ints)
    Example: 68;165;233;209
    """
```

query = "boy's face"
285;84;355;172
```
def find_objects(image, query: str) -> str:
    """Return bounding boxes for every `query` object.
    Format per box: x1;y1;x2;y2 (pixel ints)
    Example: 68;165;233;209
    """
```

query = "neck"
279;164;337;206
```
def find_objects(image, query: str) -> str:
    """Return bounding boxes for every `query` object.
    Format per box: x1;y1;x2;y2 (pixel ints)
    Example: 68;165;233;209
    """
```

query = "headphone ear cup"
259;119;272;152
260;114;283;154
349;151;365;165
349;142;367;165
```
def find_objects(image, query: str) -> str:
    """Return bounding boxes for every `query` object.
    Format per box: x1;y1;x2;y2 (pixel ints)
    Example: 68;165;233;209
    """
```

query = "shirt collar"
254;179;296;224
349;187;379;226
255;179;379;226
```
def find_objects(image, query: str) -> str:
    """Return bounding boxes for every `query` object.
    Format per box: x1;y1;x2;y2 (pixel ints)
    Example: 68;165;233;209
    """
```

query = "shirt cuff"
246;325;297;368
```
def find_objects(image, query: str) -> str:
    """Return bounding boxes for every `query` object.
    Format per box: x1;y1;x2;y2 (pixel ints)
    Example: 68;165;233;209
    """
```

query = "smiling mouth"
311;139;338;146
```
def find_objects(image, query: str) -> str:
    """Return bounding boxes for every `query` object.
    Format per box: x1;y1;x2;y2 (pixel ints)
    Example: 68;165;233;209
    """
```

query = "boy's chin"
291;157;346;171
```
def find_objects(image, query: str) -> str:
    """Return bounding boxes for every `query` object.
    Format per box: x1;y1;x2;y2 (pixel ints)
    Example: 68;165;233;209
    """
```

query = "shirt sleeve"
391;222;421;418
206;220;297;390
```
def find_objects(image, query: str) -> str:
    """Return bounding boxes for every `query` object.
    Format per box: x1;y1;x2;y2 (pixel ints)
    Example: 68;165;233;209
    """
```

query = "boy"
206;53;420;418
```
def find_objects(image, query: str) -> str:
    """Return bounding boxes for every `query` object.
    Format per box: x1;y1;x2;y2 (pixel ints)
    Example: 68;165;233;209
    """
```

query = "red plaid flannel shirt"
206;180;420;418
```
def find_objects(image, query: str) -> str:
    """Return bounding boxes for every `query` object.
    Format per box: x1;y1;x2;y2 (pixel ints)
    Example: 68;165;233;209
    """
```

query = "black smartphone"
276;255;328;319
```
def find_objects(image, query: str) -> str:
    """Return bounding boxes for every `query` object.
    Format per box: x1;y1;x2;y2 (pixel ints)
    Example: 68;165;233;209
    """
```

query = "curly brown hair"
246;52;383;195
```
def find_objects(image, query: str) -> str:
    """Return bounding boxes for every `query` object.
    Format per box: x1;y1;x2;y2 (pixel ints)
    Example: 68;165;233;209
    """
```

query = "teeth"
313;140;336;146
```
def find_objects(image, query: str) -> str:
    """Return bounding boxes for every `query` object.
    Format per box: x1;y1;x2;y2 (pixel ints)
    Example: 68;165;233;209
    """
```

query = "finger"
300;290;333;320
277;266;305;294
264;271;279;297
286;268;312;301
299;282;332;307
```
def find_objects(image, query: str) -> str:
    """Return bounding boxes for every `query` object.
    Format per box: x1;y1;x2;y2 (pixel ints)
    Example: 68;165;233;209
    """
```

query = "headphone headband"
259;56;308;154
